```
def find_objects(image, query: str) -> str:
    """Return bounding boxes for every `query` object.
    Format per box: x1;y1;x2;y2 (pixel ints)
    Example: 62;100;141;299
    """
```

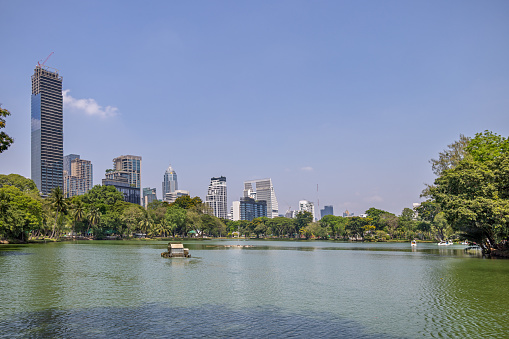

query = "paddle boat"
411;240;417;246
438;240;453;246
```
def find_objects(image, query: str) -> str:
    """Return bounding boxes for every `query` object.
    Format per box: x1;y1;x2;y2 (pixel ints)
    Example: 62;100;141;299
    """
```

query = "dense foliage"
0;107;14;153
428;131;509;255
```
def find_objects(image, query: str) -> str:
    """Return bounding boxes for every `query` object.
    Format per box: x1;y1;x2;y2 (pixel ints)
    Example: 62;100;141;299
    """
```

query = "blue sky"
1;0;509;216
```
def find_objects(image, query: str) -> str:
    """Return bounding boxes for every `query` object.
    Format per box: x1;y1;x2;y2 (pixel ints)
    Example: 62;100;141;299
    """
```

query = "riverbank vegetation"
1;131;508;256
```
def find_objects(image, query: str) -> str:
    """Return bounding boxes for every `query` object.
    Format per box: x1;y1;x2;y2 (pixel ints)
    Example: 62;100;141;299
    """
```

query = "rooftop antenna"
37;52;54;68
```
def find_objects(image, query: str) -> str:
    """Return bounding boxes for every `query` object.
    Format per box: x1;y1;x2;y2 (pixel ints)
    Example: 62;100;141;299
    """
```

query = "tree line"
1;130;508;253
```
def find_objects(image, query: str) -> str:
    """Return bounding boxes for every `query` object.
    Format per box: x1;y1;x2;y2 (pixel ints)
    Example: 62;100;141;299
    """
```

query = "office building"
239;197;267;221
112;155;141;189
299;200;315;221
206;176;227;219
31;63;63;195
103;155;141;204
243;178;278;218
143;187;157;208
102;171;140;204
320;205;334;219
162;164;178;199
63;154;93;198
165;190;190;204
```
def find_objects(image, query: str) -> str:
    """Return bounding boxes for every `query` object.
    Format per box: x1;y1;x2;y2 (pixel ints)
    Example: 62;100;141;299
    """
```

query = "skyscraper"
243;179;279;218
113;155;142;189
104;155;142;204
162;164;178;200
320;205;334;219
31;63;63;195
206;176;227;219
63;154;93;198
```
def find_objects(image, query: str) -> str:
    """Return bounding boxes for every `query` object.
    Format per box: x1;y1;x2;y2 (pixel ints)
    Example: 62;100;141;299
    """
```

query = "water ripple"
0;304;402;339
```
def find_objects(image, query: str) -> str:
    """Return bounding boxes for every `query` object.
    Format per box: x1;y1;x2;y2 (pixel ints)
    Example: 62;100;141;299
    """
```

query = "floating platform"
161;242;191;258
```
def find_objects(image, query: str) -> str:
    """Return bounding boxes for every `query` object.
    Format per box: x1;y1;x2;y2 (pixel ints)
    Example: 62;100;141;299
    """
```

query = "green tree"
430;131;509;254
165;205;187;237
429;134;470;176
294;211;313;237
171;196;203;210
0;174;38;193
0;185;42;241
49;187;67;238
365;207;393;230
87;205;101;236
70;198;85;239
0;107;14;153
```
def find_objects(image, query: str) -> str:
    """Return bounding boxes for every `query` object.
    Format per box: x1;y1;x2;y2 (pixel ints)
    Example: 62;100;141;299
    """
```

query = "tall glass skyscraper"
162;164;178;200
31;65;63;195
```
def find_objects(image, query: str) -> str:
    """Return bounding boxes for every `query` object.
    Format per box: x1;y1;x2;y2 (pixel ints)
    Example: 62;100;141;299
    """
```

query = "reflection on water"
1;304;398;339
0;240;507;338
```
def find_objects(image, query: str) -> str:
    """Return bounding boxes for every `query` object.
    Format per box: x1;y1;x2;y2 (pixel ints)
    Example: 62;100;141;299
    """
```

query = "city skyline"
2;1;509;215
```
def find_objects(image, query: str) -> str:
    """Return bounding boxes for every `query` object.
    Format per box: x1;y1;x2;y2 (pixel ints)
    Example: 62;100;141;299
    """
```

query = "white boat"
411;240;417;246
438;240;453;246
461;241;469;245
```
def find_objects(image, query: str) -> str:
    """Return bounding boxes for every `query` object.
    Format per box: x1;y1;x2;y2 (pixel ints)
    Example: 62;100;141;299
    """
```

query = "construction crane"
37;52;54;68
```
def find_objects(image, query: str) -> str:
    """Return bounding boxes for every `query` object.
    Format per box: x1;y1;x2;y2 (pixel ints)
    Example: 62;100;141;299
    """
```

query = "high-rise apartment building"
299;200;316;221
31;64;63;195
113;155;141;189
104;155;142;204
243;179;279;218
320;205;334;219
162;164;178;200
63;154;93;198
205;176;227;219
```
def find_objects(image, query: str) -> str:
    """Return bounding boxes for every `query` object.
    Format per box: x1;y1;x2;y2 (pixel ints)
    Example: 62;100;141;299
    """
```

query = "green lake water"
0;240;508;338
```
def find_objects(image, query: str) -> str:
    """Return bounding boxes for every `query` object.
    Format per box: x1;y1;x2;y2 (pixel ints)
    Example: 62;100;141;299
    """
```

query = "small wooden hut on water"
161;242;191;258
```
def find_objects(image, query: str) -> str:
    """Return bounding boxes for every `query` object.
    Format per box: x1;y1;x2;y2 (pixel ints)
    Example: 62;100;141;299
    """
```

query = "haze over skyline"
1;1;509;215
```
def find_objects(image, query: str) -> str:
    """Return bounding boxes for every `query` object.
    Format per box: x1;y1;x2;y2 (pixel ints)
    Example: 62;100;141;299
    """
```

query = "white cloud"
301;166;313;172
63;89;118;118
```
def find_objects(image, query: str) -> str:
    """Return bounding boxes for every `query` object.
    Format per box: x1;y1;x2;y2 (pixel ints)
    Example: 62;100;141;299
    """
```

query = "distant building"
299;200;315;220
231;201;241;221
143;187;157;208
162;164;178;200
240;197;267;221
243;178;278;218
63;154;93;198
320;205;334;219
343;210;354;217
102;171;140;204
206;176;227;219
285;210;298;219
64;154;80;174
165;190;190;204
31;63;63;196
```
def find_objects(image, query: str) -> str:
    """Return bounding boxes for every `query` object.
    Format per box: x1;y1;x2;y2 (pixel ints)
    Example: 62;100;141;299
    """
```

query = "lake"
0;240;508;338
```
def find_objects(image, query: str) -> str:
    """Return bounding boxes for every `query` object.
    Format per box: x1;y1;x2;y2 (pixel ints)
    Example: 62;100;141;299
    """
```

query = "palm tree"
87;205;101;238
71;199;85;240
49;187;67;238
138;215;151;237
